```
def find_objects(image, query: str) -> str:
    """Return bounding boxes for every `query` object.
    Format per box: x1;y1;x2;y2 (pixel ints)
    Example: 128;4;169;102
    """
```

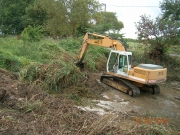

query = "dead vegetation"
0;68;179;135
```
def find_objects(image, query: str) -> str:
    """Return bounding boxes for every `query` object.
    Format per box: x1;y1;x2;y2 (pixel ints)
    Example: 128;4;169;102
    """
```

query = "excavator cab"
107;50;132;76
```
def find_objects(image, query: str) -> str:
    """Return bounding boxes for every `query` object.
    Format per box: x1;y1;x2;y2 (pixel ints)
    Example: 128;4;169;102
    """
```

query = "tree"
135;0;180;62
21;25;43;42
23;0;100;37
22;1;47;27
65;0;100;37
90;11;124;34
23;0;68;37
0;0;34;35
135;15;180;61
99;12;124;32
41;0;69;37
160;0;180;21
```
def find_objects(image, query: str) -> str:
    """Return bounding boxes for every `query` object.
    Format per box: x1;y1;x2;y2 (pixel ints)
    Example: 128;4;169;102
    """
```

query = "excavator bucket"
76;61;84;69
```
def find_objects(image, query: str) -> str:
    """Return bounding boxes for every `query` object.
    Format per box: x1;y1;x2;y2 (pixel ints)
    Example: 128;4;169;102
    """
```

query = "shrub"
21;25;43;42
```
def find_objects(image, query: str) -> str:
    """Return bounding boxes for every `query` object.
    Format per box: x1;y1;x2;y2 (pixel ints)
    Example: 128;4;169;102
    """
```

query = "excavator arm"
77;32;126;67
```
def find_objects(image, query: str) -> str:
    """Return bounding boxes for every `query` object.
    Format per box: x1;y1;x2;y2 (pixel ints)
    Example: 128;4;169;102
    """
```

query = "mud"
101;85;180;126
77;73;180;127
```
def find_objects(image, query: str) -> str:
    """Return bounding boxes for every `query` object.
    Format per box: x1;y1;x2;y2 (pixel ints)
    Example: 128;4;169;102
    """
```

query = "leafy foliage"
21;25;44;42
87;11;125;47
87;24;112;34
160;0;180;21
135;15;180;61
134;0;180;81
89;12;124;34
41;0;70;37
23;0;100;37
22;1;47;27
0;0;34;35
94;12;124;32
0;0;125;38
65;0;100;37
108;33;129;48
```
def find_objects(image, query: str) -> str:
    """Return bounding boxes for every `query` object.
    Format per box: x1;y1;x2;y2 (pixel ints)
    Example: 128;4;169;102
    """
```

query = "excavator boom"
77;32;126;66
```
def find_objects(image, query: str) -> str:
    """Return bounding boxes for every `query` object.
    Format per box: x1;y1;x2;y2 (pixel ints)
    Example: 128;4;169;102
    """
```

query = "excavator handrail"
76;32;127;67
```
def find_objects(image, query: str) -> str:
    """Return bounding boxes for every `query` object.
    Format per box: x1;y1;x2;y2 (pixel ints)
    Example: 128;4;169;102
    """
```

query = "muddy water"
102;85;180;126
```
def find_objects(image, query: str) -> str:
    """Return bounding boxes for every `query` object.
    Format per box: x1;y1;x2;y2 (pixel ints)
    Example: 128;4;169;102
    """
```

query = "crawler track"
100;75;140;97
152;84;160;94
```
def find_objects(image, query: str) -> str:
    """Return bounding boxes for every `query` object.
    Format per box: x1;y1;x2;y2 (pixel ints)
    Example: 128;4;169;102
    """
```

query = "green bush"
21;25;44;42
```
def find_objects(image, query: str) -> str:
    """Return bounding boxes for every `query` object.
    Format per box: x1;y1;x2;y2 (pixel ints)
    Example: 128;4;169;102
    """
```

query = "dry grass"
0;69;179;135
1;87;177;135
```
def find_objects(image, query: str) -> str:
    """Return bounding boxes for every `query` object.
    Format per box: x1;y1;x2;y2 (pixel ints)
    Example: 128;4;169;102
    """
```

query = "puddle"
76;106;106;115
76;99;130;116
93;100;130;112
169;54;180;57
77;85;180;126
102;95;109;99
102;86;180;126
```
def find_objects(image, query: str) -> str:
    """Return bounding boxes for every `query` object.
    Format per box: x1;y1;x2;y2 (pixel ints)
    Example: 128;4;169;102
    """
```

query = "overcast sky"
98;0;163;39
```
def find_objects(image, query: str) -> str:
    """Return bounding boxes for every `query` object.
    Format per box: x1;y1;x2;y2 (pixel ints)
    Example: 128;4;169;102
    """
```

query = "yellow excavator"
76;32;167;97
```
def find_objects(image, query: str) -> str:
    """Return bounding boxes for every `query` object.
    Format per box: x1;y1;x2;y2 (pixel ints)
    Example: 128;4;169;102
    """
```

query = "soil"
0;68;180;135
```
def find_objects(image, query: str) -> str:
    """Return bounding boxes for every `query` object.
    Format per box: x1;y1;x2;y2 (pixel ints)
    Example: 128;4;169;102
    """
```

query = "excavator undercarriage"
100;75;160;97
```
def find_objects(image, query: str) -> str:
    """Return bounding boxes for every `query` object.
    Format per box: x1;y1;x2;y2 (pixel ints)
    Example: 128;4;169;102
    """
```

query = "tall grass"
0;37;24;71
0;36;108;91
84;45;109;71
0;37;76;70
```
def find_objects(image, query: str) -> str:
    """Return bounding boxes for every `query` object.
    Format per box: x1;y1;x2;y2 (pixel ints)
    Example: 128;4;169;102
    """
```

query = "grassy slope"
0;37;73;69
1;36;180;83
0;36;108;91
